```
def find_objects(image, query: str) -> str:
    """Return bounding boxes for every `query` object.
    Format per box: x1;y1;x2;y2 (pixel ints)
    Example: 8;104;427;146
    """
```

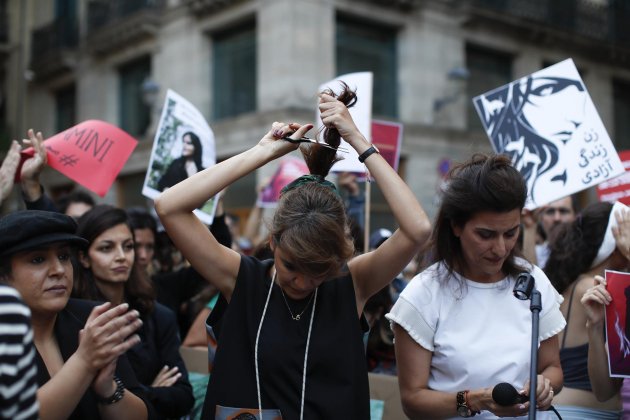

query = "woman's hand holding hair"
76;302;142;374
612;208;630;261
318;94;365;148
581;275;611;328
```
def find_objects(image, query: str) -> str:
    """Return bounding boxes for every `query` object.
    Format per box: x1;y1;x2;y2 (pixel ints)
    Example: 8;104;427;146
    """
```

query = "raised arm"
0;140;20;206
154;123;312;301
318;94;431;310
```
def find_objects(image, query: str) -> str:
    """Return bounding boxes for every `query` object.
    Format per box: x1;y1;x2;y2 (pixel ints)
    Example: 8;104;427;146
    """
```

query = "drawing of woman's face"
520;76;586;148
182;134;195;157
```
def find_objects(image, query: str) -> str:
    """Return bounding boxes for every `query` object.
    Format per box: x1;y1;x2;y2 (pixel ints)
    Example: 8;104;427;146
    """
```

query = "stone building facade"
1;0;629;228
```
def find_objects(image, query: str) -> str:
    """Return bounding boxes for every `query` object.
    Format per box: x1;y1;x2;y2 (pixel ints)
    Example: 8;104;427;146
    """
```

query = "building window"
55;85;76;132
614;78;630;151
119;57;151;137
213;22;256;120
466;44;512;130
336;15;397;118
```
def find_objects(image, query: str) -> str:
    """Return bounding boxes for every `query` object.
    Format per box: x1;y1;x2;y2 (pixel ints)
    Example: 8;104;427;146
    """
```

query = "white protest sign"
473;58;623;209
317;72;373;173
142;89;218;224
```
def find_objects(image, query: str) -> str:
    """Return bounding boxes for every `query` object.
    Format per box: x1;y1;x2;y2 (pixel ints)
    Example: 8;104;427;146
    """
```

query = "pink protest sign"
257;157;309;208
20;120;137;197
372;120;403;172
605;270;630;377
597;150;630;206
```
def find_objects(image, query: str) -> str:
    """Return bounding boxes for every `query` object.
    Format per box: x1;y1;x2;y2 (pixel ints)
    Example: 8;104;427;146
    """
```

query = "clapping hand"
76;303;142;374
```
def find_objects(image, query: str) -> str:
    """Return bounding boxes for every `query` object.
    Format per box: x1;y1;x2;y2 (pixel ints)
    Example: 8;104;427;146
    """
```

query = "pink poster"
19;120;137;197
598;150;630;206
605;270;630;377
372;120;403;172
257;157;309;208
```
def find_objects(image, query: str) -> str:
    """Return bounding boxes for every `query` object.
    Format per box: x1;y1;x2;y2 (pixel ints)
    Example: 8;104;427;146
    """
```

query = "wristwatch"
456;390;478;417
358;145;380;163
96;376;126;405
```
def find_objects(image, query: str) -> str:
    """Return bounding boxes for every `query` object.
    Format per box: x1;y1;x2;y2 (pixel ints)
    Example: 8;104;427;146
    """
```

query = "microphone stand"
527;289;542;420
513;273;541;420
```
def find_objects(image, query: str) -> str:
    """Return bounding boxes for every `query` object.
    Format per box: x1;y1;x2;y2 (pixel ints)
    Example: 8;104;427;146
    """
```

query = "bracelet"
465;390;481;415
358;145;380;163
96;376;125;405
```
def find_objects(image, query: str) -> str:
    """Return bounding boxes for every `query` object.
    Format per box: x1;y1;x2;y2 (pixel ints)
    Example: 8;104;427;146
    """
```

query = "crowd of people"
0;86;629;420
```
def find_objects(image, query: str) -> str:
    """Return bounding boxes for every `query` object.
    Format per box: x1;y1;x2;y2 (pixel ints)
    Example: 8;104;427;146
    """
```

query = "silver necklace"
255;271;318;420
279;286;315;321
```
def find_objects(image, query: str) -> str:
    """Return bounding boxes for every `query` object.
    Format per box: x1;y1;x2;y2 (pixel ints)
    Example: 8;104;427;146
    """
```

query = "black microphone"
513;273;535;300
492;382;529;406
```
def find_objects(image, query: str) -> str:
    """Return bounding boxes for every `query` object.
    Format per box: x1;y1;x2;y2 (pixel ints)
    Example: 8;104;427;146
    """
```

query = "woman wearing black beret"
0;210;151;420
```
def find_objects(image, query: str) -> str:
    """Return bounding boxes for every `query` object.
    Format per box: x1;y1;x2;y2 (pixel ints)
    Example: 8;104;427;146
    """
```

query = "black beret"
0;210;88;258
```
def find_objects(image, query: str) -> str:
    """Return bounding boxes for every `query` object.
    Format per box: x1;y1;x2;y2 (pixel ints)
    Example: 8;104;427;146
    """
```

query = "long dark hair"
269;83;356;279
73;205;155;315
432;153;528;280
183;132;204;171
545;201;612;294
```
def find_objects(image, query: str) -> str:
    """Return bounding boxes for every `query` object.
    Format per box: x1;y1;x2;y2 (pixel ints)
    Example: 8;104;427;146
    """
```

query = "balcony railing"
31;17;78;59
30;17;78;81
0;10;8;43
468;0;630;46
87;0;164;35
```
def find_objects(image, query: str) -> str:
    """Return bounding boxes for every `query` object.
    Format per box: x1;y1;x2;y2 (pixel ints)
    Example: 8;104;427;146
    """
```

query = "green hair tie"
280;174;339;196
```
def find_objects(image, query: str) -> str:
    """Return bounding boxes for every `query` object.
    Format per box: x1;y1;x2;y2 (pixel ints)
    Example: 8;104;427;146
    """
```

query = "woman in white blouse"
387;154;566;419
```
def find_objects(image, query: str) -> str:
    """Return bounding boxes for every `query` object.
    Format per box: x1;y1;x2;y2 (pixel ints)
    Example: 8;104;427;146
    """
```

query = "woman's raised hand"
612;207;630;260
318;93;363;146
20;129;47;182
76;302;142;374
581;275;611;327
258;121;313;158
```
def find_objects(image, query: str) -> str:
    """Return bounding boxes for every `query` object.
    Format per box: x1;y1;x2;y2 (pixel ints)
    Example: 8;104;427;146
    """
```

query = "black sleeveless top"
201;256;370;419
560;283;592;391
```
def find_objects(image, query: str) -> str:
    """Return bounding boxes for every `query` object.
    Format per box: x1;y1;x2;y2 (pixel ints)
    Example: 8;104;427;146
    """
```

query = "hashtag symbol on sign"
59;154;79;167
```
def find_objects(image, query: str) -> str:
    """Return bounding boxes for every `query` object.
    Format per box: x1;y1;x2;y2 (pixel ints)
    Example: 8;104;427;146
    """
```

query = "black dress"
201;256;370;420
157;157;203;191
34;298;156;419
